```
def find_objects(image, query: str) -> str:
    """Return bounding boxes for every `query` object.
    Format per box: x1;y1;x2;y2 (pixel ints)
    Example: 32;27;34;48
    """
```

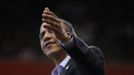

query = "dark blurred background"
0;0;134;75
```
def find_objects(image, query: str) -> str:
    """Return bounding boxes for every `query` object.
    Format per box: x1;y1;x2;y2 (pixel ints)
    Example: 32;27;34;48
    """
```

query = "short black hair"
60;19;77;36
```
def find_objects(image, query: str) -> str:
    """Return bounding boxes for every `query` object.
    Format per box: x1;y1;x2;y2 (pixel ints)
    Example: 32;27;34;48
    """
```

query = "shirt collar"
59;55;71;68
51;55;71;75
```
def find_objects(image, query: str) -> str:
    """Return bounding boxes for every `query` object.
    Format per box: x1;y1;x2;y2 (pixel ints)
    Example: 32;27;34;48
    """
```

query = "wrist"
60;35;75;51
61;33;72;44
63;34;71;43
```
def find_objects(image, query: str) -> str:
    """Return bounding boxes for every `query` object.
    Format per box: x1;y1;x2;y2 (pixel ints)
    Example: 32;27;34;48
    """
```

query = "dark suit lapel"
60;59;73;75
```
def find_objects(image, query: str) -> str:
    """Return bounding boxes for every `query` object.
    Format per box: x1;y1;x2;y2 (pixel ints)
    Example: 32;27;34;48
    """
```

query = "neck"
49;50;68;67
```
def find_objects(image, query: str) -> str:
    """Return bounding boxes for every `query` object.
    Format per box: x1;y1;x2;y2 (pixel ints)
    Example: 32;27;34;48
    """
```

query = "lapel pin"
65;66;69;70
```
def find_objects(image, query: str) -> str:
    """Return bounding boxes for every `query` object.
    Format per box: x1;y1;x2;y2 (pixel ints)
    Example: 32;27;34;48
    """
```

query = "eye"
40;31;45;39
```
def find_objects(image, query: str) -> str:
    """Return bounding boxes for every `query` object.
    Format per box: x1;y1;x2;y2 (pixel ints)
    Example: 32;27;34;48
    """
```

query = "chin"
44;47;61;57
42;43;64;57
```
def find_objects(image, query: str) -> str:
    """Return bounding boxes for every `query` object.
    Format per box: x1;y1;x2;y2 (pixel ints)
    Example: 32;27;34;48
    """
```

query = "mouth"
43;41;56;49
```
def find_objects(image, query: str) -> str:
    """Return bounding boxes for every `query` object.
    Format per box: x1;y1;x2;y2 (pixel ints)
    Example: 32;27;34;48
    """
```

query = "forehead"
40;23;47;33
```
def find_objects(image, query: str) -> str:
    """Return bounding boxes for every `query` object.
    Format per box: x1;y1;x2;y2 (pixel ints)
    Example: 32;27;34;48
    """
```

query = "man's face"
39;23;64;57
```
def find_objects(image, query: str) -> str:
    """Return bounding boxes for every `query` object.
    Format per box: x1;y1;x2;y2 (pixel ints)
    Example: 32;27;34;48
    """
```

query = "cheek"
40;41;44;49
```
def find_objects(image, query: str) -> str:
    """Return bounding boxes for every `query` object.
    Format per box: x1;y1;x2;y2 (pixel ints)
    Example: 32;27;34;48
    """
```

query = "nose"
43;31;52;42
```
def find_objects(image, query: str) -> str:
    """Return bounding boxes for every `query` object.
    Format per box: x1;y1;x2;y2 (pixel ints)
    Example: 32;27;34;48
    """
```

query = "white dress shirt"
51;55;71;75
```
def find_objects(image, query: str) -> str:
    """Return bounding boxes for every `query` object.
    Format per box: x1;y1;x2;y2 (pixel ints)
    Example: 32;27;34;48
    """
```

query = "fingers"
42;7;63;36
42;14;60;24
42;18;59;28
43;24;61;34
43;7;57;17
42;20;60;31
42;7;60;27
42;7;58;21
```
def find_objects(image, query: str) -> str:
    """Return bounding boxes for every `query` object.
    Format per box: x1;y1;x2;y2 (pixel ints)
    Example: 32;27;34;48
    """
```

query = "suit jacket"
60;36;104;75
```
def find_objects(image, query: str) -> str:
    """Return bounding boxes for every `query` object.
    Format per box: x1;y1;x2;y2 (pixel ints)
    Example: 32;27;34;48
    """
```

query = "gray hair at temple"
60;18;77;37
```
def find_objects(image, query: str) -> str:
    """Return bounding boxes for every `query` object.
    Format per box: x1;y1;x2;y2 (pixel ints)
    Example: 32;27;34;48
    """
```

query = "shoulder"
88;46;102;53
88;45;104;61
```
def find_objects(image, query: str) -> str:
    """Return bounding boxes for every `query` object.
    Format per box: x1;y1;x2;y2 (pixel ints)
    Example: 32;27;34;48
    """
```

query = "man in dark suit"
39;7;104;75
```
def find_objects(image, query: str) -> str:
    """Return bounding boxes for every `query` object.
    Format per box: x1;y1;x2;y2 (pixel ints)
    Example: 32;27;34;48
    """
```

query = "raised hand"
42;7;70;43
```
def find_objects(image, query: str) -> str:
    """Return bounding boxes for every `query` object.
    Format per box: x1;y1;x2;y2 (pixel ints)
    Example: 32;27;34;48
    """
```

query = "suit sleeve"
61;36;105;75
